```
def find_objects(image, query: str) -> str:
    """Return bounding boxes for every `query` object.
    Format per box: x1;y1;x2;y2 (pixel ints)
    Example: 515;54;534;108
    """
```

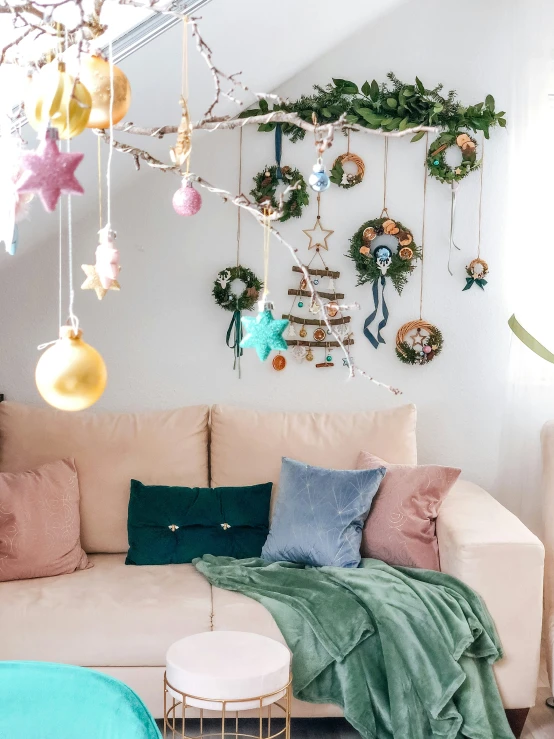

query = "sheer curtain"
496;0;554;537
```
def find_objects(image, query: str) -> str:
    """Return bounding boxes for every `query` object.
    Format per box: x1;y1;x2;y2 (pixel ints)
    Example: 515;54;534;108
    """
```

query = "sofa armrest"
436;480;544;709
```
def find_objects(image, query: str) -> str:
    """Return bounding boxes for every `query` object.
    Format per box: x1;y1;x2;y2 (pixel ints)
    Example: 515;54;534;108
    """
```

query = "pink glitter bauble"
423;345;432;354
172;183;202;216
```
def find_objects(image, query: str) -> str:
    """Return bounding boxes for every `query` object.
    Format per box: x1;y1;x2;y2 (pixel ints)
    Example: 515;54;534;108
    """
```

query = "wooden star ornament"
81;264;120;300
303;218;334;251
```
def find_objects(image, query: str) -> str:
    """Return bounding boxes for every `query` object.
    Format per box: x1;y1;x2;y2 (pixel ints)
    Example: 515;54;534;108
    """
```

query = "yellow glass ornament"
79;55;131;128
25;62;92;139
35;326;107;412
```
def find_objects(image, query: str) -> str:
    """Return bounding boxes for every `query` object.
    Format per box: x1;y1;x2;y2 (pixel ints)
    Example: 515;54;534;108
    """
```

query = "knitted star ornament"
240;307;289;361
17;128;84;213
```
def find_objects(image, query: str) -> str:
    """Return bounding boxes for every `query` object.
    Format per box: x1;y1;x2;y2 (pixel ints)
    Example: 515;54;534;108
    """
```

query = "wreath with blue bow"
348;215;420;348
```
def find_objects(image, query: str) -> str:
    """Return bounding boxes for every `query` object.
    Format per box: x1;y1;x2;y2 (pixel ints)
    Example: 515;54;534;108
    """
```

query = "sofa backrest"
0;402;209;553
210;404;417;494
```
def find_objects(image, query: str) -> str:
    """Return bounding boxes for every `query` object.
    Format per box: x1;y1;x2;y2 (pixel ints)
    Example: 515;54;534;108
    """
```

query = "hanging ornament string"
64;26;77;334
275;123;283;181
106;37;115;229
262;207;271;303
226;128;245;376
58;195;63;331
381;136;389;217
464;135;489;291
183;17;191;176
419;134;428;319
97;135;103;231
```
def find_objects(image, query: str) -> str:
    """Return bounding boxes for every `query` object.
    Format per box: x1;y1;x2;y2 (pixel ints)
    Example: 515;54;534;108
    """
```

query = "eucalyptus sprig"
241;73;506;142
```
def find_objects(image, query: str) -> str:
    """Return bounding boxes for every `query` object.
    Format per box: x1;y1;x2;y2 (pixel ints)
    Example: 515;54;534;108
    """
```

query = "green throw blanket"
194;556;514;739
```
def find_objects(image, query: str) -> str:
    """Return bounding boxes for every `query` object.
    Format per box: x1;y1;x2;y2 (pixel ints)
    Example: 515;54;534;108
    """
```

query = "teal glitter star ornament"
240;304;289;361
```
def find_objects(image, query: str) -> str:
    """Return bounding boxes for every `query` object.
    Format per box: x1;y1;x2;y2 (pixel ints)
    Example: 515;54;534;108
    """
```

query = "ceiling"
3;0;408;252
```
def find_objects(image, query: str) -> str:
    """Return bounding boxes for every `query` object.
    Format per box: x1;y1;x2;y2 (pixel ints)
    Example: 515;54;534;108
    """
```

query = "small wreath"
463;258;489;291
427;131;480;184
395;320;444;365
250;165;309;222
348;215;420;294
212;266;263;312
330;153;365;189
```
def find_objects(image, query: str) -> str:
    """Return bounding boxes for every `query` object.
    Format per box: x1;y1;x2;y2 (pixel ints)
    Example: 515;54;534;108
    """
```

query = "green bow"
463;276;487;291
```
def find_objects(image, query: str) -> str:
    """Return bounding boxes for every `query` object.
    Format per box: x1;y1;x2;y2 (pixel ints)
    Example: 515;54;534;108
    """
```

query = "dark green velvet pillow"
125;480;272;565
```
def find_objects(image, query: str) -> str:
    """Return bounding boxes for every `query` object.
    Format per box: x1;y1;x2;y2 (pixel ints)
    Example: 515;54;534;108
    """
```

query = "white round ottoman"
164;631;291;739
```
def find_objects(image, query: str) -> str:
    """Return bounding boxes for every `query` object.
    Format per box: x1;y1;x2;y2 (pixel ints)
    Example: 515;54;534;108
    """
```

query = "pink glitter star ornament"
16;128;84;213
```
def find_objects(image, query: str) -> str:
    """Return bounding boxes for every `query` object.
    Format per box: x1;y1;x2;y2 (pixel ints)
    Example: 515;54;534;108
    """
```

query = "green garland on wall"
241;73;506;142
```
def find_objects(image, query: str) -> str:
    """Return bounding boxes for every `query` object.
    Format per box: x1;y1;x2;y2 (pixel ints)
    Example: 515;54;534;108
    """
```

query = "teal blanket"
0;662;161;739
195;556;514;739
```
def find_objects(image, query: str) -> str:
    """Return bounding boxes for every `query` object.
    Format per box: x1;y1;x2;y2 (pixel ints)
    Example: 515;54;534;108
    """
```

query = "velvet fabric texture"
195;555;514;739
0;661;161;738
0;458;89;582
126;480;272;565
261;458;385;568
357;451;461;570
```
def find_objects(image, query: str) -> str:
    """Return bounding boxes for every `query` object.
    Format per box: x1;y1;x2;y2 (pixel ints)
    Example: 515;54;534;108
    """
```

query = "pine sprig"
241;73;506;142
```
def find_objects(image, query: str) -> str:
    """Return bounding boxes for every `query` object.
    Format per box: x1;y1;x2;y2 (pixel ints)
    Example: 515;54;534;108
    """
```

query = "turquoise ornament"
326;355;332;362
298;301;304;307
433;159;440;166
240;307;289;362
308;160;331;192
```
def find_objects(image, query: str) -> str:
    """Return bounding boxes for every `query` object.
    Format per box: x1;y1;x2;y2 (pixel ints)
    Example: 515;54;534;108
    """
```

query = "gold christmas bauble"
35;326;107;411
25;62;92;139
79;55;131;128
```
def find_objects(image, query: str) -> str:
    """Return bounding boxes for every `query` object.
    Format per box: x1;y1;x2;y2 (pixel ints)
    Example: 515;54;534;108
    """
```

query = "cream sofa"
542;421;554;698
0;401;544;732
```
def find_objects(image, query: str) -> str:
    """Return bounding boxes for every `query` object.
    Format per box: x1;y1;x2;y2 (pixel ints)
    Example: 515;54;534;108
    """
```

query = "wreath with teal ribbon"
250;165;309;222
348;215;420;348
427;131;480;184
212;266;263;373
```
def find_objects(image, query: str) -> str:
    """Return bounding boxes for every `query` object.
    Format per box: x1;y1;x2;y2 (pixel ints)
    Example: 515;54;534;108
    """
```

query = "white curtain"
496;0;554;537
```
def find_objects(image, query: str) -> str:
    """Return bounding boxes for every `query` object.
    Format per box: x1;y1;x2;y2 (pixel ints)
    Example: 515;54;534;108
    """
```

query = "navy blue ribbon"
226;309;243;372
363;277;389;349
275;124;283;181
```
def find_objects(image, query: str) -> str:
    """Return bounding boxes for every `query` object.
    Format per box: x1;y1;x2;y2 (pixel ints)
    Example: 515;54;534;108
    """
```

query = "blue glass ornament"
298;301;304;308
433;159;440;166
240;307;289;362
308;159;330;192
326;355;332;362
313;279;319;285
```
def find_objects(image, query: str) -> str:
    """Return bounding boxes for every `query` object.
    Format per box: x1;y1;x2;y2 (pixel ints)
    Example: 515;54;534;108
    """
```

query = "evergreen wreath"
395;321;444;365
427;131;480;184
242;73;506;142
212;266;263;312
348;216;420;294
250;165;309;222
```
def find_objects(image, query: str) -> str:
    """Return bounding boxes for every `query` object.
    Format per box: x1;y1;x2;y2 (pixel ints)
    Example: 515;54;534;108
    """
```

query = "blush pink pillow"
0;458;89;582
357;451;461;570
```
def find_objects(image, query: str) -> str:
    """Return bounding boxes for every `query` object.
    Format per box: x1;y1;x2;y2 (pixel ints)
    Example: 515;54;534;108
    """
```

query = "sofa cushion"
0;403;210;553
261;458;385;568
126;481;272;565
0;458;89;581
0;553;212;666
210;404;417;493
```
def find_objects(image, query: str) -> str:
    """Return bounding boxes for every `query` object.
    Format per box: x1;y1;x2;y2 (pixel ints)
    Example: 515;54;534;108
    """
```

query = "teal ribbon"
226;309;243;376
275;124;283;181
463;276;487;291
363;277;388;349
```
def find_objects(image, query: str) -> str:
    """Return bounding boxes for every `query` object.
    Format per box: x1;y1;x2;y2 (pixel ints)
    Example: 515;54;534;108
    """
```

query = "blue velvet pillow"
261;457;386;568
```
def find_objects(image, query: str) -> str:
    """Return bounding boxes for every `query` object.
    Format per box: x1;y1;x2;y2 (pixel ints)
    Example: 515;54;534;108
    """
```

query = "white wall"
0;1;527;521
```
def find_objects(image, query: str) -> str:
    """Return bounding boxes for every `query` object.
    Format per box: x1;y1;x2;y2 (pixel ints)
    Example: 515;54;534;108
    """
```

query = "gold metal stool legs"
163;673;292;739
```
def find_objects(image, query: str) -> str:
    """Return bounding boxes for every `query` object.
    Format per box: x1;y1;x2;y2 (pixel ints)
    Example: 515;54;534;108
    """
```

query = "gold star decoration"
303;218;334;251
81;264;120;300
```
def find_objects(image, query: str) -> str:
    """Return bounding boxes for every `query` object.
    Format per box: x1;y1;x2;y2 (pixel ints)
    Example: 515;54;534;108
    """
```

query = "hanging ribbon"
226;309;243;376
363;276;388;349
448;182;461;276
275;124;283;181
508;314;554;364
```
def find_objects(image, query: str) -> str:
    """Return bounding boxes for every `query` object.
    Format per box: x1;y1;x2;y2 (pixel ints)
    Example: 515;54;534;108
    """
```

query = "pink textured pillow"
357;451;461;570
0;458;89;581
